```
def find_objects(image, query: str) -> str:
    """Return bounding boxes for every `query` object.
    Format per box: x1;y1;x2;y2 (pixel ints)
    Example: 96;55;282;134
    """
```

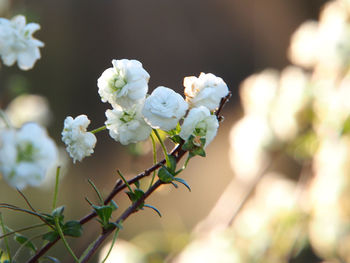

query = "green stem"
12;232;44;262
52;166;61;210
101;227;120;263
54;217;79;262
148;133;157;189
0;213;11;262
153;129;170;167
117;170;133;193
87;179;104;205
0;223;46;239
90;125;107;134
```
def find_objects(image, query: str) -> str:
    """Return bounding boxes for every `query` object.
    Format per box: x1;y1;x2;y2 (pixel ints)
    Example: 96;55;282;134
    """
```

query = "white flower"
0;123;57;190
142;86;188;131
105;102;152;145
62;115;97;163
179;106;219;148
0;15;44;70
97;59;150;109
184;73;229;111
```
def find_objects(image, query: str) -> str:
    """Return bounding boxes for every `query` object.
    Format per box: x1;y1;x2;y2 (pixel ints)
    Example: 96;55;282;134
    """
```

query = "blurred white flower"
179;106;218;148
175;230;240;263
270;66;310;141
99;239;145;263
0;15;44;70
97;59;150;109
5;94;52;127
239;69;279;117
105;102;152;145
0;122;57;189
142;86;188;131
229;115;273;181
62;115;97;163
288;20;319;68
184;73;229;111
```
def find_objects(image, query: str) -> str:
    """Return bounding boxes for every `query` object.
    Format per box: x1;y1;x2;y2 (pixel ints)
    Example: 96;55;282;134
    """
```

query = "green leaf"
62;221;83;237
167;155;177;173
52;206;65;224
182;138;194;151
92;205;113;226
42;231;59;242
169;135;182;144
192;147;206;157
127;189;145;209
144;204;162;217
109;222;123;230
171;182;178;188
14;233;37;252
134;180;140;189
110;200;118;211
174;178;191;192
158;167;174;183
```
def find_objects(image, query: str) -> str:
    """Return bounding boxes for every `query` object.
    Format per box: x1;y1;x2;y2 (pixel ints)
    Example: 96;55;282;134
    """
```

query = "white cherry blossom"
180;106;219;148
142;86;188;131
0;123;57;189
62;115;97;163
0;15;44;70
97;59;150;109
184;73;229;111
105;102;152;145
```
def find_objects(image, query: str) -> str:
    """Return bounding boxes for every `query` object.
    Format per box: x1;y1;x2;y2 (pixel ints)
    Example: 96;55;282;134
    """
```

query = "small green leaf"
182;138;194;151
110;222;123;230
167;155;177;173
110;200;118;211
42;231;59;242
134;180;140;189
144;204;162;217
14;233;37;252
169;135;182;144
158;167;174;183
63;221;83;237
174;178;191;192
92;205;113;226
52;206;65;224
192;147;206;157
127;189;145;209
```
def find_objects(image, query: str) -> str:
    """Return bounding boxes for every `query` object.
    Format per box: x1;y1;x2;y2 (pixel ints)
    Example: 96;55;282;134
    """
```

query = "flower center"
17;141;37;162
194;121;207;137
110;71;127;94
120;110;136;123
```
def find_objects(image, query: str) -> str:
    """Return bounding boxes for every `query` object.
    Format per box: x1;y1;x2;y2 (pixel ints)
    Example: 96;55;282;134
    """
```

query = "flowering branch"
26;91;231;263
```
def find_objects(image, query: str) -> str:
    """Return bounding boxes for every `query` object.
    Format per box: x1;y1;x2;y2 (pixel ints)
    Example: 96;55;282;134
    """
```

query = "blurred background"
2;0;347;262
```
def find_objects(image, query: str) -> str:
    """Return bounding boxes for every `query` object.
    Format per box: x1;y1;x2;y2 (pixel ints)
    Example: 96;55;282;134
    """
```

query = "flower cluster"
0;15;44;70
0;122;57;189
62;58;229;163
62;115;97;163
225;0;350;262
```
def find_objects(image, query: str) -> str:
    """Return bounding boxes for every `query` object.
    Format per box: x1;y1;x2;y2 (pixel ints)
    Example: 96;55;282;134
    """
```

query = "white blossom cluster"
62;59;229;163
0;122;57;189
0;15;44;70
